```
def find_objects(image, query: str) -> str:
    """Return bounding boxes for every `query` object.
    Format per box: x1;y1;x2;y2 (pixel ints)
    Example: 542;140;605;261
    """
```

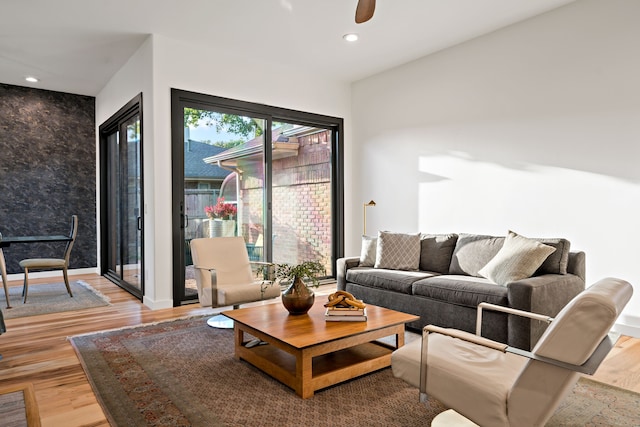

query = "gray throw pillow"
534;238;571;275
478;230;556;286
419;233;458;273
375;231;421;271
359;235;377;267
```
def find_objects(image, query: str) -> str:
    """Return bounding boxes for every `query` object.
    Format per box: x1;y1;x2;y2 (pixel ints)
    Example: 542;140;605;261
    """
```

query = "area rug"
1;280;110;319
70;317;640;427
0;383;40;426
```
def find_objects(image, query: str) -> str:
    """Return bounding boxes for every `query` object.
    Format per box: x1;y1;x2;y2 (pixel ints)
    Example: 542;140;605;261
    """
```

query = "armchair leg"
206;314;234;329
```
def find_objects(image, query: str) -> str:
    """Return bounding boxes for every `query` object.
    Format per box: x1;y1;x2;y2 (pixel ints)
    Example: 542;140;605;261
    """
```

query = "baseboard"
613;316;640;338
6;267;98;282
142;296;174;310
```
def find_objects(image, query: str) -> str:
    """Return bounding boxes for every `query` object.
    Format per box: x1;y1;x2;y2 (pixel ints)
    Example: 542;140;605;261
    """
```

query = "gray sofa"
337;232;586;350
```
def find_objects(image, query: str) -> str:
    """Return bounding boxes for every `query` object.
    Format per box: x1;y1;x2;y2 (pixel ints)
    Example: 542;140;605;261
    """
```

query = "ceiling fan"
355;0;376;24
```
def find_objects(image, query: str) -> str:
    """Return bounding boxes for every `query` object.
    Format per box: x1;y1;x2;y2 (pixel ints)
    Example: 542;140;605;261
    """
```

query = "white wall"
95;36;157;303
351;0;640;335
97;34;352;309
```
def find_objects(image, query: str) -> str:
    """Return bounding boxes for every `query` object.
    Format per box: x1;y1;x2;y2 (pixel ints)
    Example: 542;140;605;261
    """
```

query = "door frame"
170;88;344;306
98;93;144;299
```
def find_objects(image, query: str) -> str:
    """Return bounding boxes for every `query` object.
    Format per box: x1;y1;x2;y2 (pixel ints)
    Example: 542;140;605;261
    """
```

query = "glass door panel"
271;122;333;277
121;117;142;290
182;108;265;302
106;132;120;278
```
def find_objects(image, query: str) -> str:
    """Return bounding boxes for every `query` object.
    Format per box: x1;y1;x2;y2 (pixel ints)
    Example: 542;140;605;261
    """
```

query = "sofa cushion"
412;275;509;307
375;231;421;271
346;267;436;294
419;233;458;274
534;238;571;275
359;235;377;267
449;234;505;277
478;231;556;286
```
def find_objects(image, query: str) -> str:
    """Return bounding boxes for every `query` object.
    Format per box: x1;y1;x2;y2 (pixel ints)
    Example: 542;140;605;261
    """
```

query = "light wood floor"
0;274;638;427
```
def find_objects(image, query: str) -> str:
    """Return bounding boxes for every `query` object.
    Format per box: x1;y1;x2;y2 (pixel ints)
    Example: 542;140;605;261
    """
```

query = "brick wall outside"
239;129;333;275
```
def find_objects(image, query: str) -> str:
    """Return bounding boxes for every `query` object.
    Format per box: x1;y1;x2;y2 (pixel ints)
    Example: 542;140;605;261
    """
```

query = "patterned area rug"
1;280;110;319
70;317;640;427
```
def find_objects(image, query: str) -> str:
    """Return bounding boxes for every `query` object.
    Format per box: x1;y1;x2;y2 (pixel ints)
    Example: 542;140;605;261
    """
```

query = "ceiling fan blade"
355;0;376;24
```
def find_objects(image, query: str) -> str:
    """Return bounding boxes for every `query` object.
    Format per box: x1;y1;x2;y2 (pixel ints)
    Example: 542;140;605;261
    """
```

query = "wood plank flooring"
0;274;638;426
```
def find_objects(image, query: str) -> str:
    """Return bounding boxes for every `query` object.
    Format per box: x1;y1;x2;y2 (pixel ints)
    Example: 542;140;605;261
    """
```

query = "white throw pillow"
374;231;421;271
359;235;377;267
479;230;556;286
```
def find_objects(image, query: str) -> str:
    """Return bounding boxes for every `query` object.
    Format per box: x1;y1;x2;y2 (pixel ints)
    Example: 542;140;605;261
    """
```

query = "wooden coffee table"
222;300;419;398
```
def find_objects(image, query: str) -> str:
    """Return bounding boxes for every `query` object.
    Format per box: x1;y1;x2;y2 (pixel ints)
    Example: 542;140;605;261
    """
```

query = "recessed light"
343;33;358;42
25;76;39;83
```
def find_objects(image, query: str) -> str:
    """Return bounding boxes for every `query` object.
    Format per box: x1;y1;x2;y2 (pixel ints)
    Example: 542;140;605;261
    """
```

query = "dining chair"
19;215;78;303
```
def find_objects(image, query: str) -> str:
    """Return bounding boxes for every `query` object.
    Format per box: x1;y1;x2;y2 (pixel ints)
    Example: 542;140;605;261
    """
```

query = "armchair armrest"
193;264;218;284
474;302;617;374
506;332;620;375
192;264;217;306
424;325;508;351
476;302;553;337
249;261;275;280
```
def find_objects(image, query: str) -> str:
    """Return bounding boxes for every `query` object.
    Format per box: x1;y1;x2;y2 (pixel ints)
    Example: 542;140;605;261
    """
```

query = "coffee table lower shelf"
233;324;404;399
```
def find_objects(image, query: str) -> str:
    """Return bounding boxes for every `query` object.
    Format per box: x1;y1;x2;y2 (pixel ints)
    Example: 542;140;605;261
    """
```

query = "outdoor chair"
190;236;280;327
19;215;78;303
391;277;633;427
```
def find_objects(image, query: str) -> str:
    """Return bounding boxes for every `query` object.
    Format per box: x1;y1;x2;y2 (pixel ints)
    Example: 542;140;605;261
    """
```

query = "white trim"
6;267;98;281
612;322;640;339
613;313;640;338
142;295;174;310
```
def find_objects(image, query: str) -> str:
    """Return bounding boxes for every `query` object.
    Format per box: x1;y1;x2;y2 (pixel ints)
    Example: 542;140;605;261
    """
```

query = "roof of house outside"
204;126;316;165
184;139;231;180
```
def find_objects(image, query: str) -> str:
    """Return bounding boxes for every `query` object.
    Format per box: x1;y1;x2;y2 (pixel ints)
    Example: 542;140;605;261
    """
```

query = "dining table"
0;234;73;308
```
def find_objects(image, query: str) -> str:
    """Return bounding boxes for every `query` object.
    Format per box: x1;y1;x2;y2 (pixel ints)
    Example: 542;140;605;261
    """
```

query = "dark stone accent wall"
0;83;96;273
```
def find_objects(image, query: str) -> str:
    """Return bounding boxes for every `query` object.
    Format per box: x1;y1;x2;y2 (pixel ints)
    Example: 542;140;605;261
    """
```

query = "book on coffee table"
325;307;367;322
325;306;365;316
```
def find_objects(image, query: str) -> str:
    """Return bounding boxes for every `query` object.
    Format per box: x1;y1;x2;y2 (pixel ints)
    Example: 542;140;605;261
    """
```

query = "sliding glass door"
171;89;343;306
100;94;144;299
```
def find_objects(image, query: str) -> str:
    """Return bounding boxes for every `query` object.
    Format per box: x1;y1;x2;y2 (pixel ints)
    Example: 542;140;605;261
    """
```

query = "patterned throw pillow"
374;231;421;271
359;235;377;267
478;230;556;286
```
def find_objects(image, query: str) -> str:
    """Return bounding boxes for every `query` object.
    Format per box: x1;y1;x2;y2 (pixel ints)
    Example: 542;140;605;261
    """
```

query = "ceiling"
1;0;575;96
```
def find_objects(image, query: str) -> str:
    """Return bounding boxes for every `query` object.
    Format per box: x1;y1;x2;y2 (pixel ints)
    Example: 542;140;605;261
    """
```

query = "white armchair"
189;237;280;326
392;277;633;427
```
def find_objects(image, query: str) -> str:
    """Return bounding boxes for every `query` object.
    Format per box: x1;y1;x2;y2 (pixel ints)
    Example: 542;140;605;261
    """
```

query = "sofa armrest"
567;251;585;282
336;257;360;291
507;273;585;349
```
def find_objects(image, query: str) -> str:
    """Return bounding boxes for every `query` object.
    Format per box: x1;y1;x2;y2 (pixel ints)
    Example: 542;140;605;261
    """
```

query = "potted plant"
274;260;325;314
204;197;237;237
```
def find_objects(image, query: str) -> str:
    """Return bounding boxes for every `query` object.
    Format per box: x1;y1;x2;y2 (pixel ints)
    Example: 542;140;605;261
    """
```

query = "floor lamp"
363;200;376;235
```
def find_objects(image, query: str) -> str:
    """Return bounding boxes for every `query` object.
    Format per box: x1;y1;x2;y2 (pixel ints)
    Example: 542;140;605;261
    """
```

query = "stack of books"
325;305;367;322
